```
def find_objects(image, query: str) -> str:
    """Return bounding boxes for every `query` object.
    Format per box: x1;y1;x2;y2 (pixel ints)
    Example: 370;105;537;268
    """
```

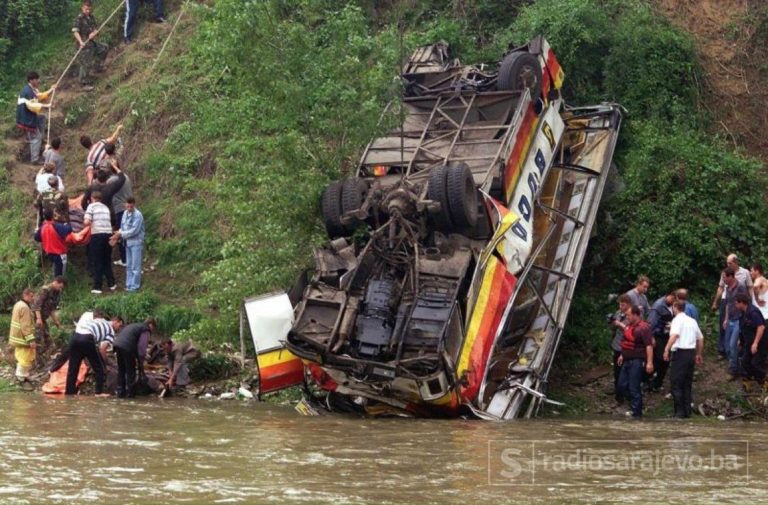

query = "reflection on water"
0;394;765;504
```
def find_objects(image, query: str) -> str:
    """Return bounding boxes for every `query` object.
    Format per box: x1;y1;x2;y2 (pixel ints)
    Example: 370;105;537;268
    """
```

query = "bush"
155;304;202;339
607;120;768;291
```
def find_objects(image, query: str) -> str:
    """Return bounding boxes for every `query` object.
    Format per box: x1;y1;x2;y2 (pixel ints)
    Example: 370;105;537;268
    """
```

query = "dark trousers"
115;210;126;262
651;336;670;390
88;233;115;290
116;346;138;397
47;253;65;277
670;348;695;418
618;358;645;417
124;0;164;40
65;332;105;394
742;337;768;382
612;350;623;402
718;299;727;355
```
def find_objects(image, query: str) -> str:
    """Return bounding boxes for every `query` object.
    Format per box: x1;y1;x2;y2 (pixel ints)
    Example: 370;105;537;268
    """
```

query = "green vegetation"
1;0;765;371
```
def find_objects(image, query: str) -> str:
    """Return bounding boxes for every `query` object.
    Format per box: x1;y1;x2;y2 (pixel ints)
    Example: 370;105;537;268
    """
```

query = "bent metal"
247;36;622;420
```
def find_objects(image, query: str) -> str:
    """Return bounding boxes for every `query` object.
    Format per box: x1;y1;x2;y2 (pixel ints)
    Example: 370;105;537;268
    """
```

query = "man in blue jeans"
722;267;748;378
111;197;145;292
617;305;654;419
124;0;166;44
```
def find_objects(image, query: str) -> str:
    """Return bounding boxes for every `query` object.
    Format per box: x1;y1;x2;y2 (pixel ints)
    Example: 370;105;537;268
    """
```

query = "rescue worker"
83;191;117;294
80;123;122;184
72;0;108;89
8;289;36;383
15;71;55;165
160;339;200;395
65;314;124;395
43;137;66;178
113;318;156;398
31;277;65;355
36;177;69;224
34;208;72;277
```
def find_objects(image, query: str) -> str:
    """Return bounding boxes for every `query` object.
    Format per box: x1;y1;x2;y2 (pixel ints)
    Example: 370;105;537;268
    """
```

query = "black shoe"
124;38;133;45
154;16;167;23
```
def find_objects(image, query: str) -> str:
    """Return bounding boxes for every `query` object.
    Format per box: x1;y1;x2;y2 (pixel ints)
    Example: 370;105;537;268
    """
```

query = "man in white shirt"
35;163;64;193
663;300;704;418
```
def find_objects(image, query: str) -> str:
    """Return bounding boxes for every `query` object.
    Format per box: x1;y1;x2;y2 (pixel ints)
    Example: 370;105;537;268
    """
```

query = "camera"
606;313;617;324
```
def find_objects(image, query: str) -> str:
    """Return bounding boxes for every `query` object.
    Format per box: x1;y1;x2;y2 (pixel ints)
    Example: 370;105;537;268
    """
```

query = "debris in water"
219;392;236;400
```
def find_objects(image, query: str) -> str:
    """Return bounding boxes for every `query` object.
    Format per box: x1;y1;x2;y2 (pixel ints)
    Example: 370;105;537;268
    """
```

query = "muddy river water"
0;394;766;504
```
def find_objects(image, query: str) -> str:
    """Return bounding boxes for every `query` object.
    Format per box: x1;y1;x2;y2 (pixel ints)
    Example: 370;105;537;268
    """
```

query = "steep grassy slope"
1;0;766;372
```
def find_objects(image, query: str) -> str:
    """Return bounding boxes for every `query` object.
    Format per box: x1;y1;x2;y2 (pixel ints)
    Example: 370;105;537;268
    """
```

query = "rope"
120;0;189;120
46;0;125;145
45;0;189;147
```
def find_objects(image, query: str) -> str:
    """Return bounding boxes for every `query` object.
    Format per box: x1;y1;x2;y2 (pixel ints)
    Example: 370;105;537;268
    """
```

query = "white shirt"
35;173;64;193
669;312;702;350
74;312;94;333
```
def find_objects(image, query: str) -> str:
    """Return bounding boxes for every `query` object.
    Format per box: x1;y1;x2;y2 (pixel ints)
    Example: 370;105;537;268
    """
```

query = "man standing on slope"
124;0;166;44
80;124;122;184
712;254;753;357
72;0;109;90
83;191;116;294
16;71;55;165
111;197;145;292
35;209;72;277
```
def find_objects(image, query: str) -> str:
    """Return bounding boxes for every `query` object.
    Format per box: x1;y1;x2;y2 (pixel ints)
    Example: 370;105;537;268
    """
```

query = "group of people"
710;254;768;383
609;253;768;419
17;3;151;294
8;277;200;396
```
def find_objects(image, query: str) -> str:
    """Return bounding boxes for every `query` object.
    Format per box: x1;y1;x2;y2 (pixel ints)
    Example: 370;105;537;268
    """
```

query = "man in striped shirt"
65;313;124;395
79;123;122;184
84;191;116;294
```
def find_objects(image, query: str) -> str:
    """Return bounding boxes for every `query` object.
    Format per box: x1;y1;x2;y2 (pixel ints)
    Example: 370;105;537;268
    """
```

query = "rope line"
46;0;125;145
122;0;189;119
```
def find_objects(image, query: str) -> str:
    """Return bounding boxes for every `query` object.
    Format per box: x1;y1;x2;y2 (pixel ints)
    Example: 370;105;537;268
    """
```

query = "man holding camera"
608;294;632;403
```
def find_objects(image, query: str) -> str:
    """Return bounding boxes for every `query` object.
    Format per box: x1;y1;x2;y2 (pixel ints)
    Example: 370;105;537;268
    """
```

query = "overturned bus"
246;36;622;420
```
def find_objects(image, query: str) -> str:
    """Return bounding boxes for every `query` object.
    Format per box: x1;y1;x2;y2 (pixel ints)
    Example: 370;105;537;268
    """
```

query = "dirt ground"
547;343;768;419
651;0;768;160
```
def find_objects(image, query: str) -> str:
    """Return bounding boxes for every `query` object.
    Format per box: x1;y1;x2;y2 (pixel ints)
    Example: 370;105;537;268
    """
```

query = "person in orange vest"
34;208;72;277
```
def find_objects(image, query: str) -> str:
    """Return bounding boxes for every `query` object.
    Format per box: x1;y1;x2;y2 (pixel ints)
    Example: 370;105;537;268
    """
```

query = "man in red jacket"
35;209;72;277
